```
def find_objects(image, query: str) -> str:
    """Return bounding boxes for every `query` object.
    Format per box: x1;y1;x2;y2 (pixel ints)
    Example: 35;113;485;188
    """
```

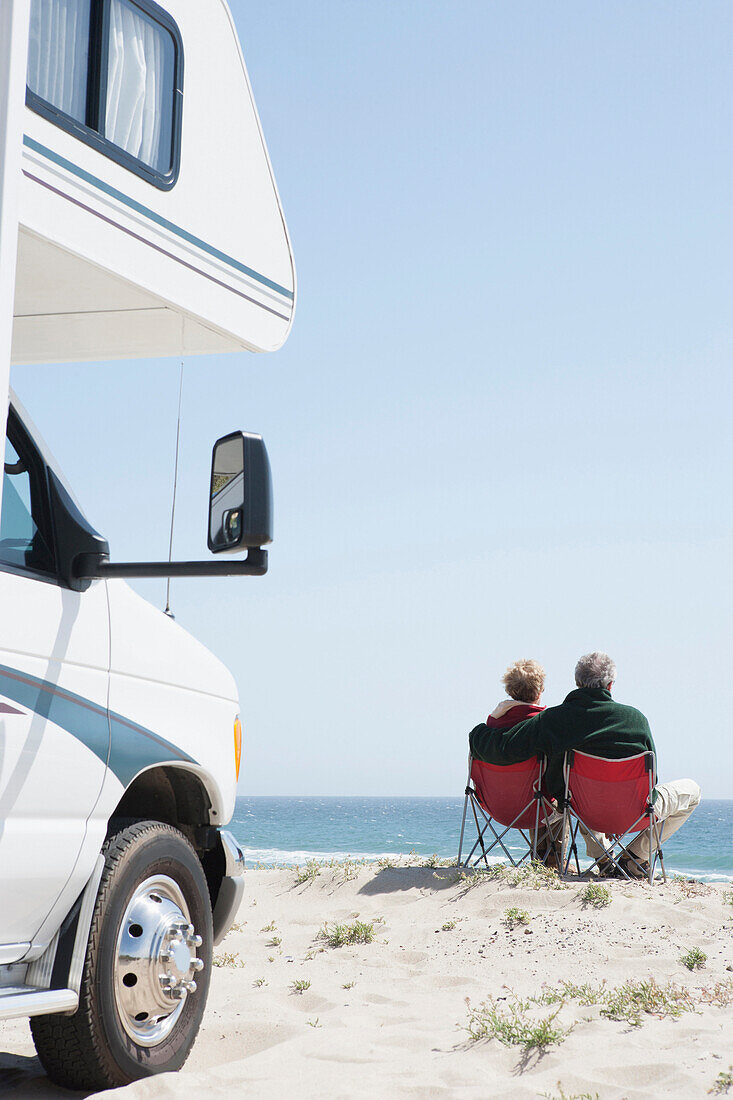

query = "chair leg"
560;806;569;877
469;797;490;868
651;817;666;883
457;790;470;865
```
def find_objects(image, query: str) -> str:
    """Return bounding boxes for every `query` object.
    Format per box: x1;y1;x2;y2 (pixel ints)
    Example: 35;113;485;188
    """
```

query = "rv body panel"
105;578;237;822
12;0;295;365
0;569;109;948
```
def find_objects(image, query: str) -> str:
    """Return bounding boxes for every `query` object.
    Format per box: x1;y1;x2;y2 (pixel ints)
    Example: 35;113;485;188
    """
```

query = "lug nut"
191;958;204;972
182;979;197;994
188;934;203;949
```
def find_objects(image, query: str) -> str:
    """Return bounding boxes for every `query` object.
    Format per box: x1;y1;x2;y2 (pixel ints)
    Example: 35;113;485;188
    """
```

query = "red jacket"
486;702;545;730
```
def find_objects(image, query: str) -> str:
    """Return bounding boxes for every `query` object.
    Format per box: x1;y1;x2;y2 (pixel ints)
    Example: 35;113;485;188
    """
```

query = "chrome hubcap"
114;875;204;1046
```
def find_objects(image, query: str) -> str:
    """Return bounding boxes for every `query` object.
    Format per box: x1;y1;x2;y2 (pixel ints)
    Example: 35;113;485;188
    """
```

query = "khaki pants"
531;808;566;865
580;778;701;863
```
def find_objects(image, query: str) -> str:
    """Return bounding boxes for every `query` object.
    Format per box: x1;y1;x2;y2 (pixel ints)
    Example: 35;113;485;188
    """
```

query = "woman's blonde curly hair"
502;659;545;703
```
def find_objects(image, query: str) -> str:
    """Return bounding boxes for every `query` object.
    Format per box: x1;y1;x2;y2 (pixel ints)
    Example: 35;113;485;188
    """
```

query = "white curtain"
105;0;174;173
27;0;91;122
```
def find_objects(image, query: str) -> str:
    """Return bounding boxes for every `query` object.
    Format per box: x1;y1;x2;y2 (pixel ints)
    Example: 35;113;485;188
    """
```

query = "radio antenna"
164;357;185;617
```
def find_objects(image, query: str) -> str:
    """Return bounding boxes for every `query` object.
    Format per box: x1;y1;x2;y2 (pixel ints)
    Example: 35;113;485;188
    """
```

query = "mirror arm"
74;548;268;580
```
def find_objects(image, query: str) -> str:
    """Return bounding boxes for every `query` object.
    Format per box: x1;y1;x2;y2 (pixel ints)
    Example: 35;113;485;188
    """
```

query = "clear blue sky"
12;1;733;797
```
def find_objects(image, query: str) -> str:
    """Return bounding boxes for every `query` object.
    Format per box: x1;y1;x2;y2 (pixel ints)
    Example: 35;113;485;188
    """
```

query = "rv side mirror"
208;431;273;554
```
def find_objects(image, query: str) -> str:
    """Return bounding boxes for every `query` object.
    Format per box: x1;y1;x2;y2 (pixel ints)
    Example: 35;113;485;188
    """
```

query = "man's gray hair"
574;651;617;690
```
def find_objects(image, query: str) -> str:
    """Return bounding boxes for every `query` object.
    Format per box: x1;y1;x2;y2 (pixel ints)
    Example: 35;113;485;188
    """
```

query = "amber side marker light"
234;717;242;780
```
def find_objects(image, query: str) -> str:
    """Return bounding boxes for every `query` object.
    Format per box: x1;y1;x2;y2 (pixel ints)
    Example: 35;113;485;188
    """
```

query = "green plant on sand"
540;1084;600;1100
318;920;376;948
465;997;570;1050
600;978;695;1026
458;860;567;893
503;906;531;928
212;951;244;968
579;882;611;909
709;1067;733;1095
680;946;707;971
294;860;322;885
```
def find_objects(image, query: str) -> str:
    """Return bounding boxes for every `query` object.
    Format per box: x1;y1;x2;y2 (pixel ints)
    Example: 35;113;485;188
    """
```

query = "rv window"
1;421;55;577
26;0;182;189
105;0;176;175
27;0;92;126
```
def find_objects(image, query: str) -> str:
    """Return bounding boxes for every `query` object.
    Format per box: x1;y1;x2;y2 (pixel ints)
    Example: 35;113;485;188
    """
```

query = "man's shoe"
617;856;651;880
596;857;623;879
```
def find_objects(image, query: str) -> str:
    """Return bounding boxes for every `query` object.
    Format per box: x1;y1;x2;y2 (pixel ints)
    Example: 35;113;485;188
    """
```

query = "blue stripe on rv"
22;135;294;302
0;662;196;786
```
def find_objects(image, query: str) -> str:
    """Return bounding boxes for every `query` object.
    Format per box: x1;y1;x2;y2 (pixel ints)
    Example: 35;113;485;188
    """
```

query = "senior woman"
469;652;701;877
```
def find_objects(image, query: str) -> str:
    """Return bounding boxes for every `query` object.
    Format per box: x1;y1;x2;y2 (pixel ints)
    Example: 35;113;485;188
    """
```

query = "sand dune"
1;863;732;1098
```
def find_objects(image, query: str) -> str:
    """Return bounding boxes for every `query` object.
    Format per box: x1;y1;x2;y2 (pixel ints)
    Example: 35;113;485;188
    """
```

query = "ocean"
229;796;733;882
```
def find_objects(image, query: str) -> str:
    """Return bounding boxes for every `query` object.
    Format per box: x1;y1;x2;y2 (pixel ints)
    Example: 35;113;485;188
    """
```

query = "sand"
1;863;732;1098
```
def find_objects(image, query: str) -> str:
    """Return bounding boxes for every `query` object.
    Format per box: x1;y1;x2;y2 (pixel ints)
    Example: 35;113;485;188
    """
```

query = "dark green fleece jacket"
469;688;657;801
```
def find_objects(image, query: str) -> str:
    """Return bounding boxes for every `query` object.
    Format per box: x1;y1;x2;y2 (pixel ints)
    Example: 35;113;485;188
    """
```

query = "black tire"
31;820;213;1091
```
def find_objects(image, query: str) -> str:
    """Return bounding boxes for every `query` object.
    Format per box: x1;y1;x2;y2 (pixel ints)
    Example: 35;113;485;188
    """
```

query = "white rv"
0;0;295;1089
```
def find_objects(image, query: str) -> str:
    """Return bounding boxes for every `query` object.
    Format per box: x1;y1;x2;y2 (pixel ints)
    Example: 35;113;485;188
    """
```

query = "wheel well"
111;766;212;829
109;767;225;907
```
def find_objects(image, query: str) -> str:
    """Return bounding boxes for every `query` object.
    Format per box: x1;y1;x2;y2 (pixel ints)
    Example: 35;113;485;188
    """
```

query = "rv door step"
0;987;78;1021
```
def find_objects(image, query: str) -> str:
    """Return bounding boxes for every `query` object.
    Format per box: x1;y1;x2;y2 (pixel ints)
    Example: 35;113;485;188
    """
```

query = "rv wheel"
31;820;213;1091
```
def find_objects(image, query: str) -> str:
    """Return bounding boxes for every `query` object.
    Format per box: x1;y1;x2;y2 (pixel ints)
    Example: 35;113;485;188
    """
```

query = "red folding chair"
560;749;667;883
457;755;560;868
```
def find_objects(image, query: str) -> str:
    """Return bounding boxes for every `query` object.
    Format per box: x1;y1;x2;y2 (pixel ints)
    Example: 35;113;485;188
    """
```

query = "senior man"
469;652;701;877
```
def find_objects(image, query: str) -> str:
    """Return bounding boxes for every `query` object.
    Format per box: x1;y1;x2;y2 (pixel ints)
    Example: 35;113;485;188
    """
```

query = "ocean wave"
237;846;514;868
236;846;733;882
239;847;405;867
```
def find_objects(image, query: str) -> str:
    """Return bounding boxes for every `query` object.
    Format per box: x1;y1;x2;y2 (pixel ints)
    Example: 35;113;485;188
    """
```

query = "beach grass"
511;861;568;890
709;1066;733;1095
580;883;611;908
458;860;567;893
503;906;531;928
672;874;714;898
680;946;707;971
465;997;570;1050
541;1085;600;1100
212;951;244;968
600;978;695;1026
318;919;376;948
462;972;732;1048
294;859;322;885
458;863;509;890
698;981;733;1007
534;981;605;1008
